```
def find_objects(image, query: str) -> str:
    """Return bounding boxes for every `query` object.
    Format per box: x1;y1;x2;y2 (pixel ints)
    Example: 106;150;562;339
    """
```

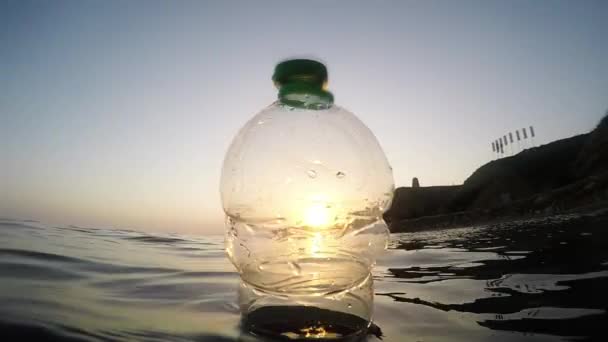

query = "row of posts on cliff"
491;126;536;158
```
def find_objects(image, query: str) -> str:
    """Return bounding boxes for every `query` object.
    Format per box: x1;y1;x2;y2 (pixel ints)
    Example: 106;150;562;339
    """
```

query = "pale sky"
2;0;607;234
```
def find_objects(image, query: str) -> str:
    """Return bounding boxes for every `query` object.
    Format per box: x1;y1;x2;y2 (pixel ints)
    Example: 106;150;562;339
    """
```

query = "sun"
303;203;332;228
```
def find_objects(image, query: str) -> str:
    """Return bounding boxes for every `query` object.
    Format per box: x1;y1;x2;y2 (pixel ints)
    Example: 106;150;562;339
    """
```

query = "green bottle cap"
272;59;334;110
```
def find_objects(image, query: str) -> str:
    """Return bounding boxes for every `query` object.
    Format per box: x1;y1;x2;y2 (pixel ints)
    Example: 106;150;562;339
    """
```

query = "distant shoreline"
387;202;608;234
385;113;608;233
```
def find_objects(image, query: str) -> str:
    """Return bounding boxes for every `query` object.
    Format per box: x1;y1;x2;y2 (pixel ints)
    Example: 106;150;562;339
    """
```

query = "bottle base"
241;306;371;341
237;275;374;340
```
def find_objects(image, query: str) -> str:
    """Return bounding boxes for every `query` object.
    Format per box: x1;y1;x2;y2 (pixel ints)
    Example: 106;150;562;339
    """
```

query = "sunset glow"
2;1;607;234
303;203;333;228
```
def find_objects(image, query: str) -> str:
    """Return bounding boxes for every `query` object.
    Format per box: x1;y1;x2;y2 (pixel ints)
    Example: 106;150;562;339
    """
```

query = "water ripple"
1;212;607;341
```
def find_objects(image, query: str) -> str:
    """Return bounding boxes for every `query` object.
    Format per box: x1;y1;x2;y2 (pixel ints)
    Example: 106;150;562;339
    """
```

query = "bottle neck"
277;82;334;110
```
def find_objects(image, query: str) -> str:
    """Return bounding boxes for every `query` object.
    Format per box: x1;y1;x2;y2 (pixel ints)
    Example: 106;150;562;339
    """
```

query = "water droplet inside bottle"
287;261;301;276
307;169;317;178
336;171;345;178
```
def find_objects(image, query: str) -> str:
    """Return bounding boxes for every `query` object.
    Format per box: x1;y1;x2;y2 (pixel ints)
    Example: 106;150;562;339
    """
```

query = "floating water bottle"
221;59;394;339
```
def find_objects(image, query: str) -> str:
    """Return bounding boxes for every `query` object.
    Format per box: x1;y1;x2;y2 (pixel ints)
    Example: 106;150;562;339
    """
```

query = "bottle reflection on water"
221;59;394;340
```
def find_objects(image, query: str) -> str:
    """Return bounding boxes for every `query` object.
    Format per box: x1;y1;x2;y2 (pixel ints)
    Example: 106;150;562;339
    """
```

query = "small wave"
63;225;99;234
90;271;236;289
0;248;182;276
0;262;84;281
94;280;235;301
0;222;43;230
1;297;115;321
0;248;88;264
124;235;187;244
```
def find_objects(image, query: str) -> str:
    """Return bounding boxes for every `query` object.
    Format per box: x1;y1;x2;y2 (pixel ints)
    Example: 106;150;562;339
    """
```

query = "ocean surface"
1;211;607;341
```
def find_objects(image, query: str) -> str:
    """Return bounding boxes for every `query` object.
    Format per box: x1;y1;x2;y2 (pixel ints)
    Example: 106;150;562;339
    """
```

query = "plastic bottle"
221;59;394;339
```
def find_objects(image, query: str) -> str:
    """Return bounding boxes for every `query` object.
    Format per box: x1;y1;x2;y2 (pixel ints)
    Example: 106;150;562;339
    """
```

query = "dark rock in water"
385;112;608;232
383;185;461;224
241;306;381;341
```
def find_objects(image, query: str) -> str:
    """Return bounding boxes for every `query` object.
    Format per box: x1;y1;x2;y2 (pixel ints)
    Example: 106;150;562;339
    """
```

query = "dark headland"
384;113;608;233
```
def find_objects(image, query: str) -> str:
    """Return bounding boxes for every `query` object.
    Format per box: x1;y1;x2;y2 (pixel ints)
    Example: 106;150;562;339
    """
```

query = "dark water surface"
1;211;607;341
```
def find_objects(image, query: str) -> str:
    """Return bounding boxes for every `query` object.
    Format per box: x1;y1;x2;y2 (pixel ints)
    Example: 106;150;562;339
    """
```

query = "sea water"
1;210;607;341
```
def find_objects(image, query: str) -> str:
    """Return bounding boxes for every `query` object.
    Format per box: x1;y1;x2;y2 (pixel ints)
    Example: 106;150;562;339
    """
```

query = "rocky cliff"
385;112;608;232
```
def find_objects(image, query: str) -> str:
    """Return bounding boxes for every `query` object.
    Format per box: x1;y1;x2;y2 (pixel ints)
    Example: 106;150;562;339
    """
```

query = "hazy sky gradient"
2;0;607;234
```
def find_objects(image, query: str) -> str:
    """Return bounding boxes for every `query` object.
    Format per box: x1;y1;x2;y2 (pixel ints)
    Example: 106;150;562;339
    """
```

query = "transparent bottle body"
221;102;393;336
